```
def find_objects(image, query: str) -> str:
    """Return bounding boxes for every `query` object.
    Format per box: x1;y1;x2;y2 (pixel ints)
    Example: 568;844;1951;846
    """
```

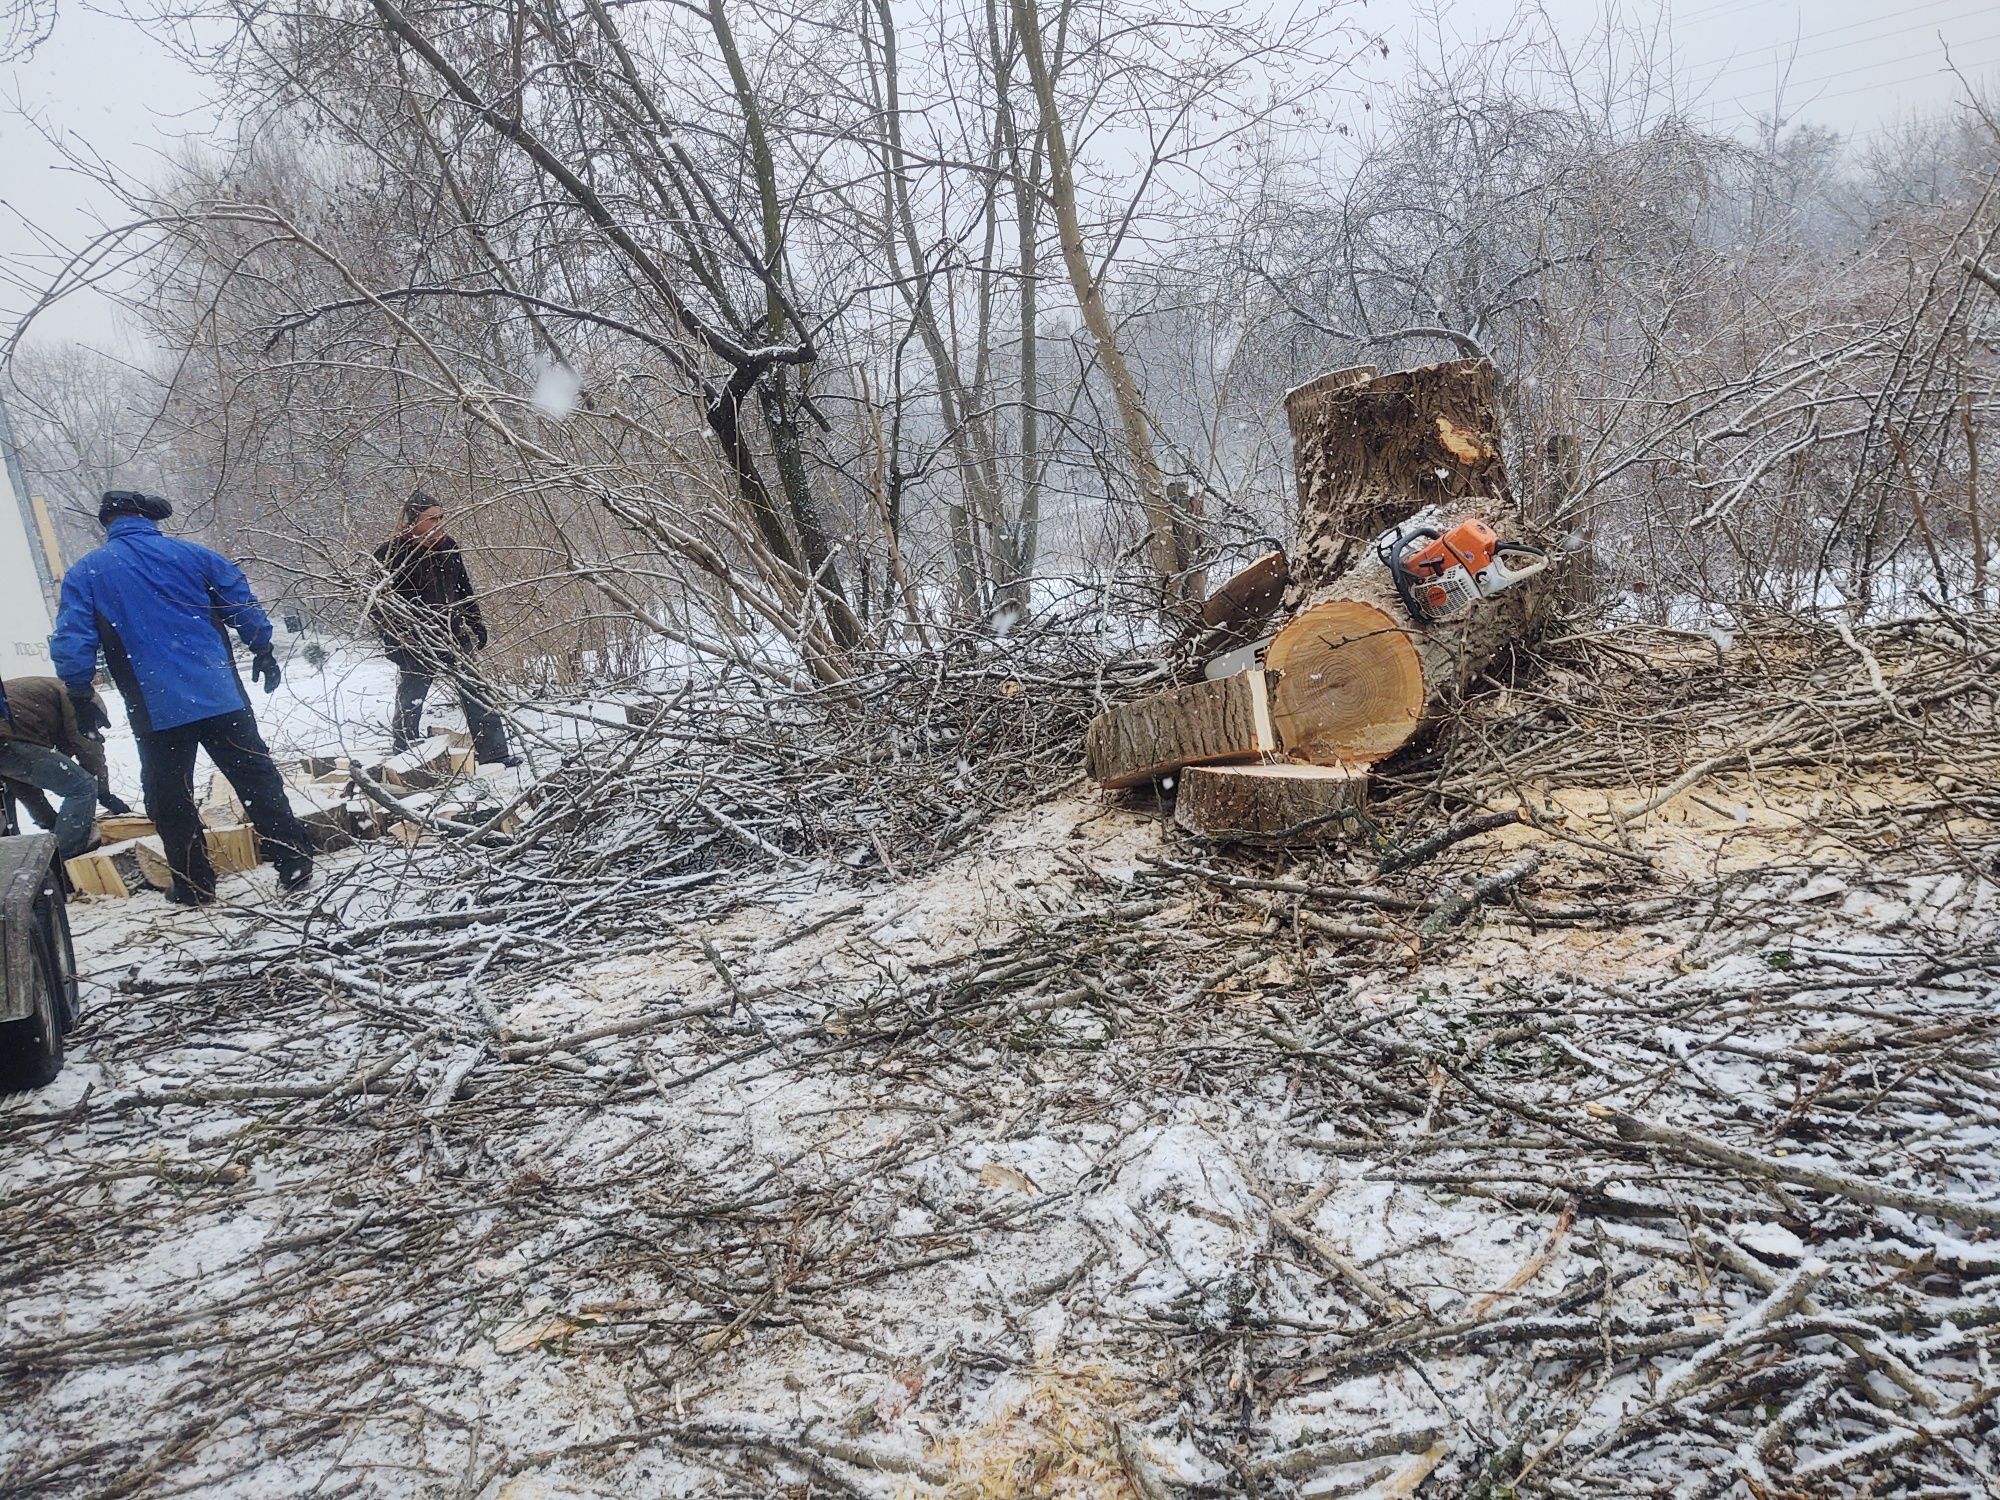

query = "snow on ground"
3;632;1998;1497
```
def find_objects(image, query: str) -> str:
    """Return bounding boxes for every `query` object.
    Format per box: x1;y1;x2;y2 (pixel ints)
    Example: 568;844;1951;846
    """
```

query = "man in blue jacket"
50;490;314;904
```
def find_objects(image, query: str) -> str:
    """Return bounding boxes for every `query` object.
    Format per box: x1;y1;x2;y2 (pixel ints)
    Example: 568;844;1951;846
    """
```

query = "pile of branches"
3;607;1996;1498
476;620;1170;889
1374;604;2000;844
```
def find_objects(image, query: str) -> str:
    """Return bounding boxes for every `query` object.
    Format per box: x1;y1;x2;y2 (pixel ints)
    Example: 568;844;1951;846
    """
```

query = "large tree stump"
1173;762;1367;842
1268;358;1552;764
1284;359;1519;603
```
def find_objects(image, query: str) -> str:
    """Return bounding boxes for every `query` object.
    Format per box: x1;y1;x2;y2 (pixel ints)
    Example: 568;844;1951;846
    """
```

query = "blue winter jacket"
49;516;274;734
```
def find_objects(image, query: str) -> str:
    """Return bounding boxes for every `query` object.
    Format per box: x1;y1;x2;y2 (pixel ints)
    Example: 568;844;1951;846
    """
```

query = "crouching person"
0;676;129;859
50;490;314;904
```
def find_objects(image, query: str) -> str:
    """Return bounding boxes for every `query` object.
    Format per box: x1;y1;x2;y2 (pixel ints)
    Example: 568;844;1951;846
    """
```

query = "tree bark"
1284;359;1518;603
1012;0;1194;620
1084;671;1275;789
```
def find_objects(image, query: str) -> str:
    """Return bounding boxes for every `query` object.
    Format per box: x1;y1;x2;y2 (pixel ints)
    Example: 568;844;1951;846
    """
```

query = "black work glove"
69;689;111;736
99;789;132;816
251;651;282;694
464;618;488;651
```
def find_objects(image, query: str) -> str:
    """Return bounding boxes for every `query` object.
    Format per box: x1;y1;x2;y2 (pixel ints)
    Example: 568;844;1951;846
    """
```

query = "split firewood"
131;827;261;891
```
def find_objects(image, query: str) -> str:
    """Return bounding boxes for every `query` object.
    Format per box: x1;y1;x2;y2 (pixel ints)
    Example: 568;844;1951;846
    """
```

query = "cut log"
1265;556;1537;764
371;736;475;791
96;814;156;843
1174;762;1368;843
1084;671;1276;789
1264;591;1425;764
287;784;355;852
1285;358;1521;603
132;826;262;891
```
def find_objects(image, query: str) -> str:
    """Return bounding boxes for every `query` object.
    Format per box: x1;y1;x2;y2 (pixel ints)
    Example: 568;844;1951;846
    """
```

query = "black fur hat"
98;490;174;525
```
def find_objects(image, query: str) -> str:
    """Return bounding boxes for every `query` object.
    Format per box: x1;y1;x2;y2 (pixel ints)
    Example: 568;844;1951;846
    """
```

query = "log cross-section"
1083;670;1276;789
1264;595;1425;764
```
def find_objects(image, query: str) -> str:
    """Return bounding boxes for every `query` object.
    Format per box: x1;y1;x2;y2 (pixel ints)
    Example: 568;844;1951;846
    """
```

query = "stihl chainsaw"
1375;510;1549;624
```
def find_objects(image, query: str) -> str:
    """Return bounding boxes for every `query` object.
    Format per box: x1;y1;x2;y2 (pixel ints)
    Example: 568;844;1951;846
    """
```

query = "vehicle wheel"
0;927;63;1091
39;884;79;1033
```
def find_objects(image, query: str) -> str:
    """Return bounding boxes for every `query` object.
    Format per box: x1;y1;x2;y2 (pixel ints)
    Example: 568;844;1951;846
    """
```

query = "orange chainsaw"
1375;511;1549;624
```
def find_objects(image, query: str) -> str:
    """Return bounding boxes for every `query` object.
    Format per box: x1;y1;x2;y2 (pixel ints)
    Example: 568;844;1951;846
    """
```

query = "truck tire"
40;884;78;1034
0;925;63;1091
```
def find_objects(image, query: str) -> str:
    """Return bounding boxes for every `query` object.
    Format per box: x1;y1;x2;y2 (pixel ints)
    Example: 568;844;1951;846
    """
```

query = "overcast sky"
2;0;1997;349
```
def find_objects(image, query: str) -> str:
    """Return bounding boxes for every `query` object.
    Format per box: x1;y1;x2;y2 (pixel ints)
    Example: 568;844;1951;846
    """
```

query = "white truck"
0;391;57;673
0;393;80;1088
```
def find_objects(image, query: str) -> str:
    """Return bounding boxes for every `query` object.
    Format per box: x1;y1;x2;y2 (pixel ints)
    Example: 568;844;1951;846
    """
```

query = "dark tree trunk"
1284;359;1519;603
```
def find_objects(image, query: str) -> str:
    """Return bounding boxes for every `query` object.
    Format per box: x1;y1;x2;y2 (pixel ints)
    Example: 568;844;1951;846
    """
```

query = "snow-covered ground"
3;630;1997;1498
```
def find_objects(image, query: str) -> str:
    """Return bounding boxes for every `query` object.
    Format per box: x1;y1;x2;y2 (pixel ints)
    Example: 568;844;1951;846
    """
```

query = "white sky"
2;0;1997;348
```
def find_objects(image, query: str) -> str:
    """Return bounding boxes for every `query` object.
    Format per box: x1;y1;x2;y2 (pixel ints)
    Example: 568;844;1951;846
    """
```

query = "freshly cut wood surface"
1265;594;1425;764
133;826;262;890
1174;762;1368;842
65;846;133;899
1269;550;1538;764
1084;670;1275;789
207;825;261;876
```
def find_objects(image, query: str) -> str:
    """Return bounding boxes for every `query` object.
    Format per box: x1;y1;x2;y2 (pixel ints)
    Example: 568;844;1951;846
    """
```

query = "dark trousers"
392;662;508;761
138;710;310;900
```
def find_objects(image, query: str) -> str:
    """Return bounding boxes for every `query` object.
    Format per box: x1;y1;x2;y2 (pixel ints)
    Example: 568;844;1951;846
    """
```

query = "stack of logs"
1084;359;1551;842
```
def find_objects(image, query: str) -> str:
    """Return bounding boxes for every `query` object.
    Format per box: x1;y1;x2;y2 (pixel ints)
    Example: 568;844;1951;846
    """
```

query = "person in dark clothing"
49;490;314;904
0;677;129;858
371;491;517;766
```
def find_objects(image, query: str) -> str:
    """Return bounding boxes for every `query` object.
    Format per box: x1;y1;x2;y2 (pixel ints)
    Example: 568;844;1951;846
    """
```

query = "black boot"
276;852;315;892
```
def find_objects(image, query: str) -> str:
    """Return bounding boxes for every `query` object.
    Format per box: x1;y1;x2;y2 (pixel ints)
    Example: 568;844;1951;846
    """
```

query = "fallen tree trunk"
1084;359;1551;799
1266;561;1533;764
1083;670;1276;789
